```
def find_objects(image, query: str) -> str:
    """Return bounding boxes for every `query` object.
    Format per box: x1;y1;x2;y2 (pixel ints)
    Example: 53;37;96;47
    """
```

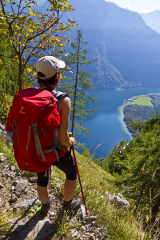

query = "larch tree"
60;30;95;137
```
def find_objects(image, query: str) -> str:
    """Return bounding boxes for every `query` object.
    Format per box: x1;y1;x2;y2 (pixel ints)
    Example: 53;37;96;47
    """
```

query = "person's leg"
37;171;49;204
55;151;77;204
37;185;49;204
36;170;50;217
63;179;76;201
55;152;80;215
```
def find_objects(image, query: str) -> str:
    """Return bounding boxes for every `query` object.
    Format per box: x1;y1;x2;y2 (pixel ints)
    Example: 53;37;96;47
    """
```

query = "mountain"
142;11;160;33
68;0;160;89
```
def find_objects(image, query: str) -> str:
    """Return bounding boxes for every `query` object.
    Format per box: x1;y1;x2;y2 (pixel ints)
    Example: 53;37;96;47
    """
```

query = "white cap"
36;56;66;80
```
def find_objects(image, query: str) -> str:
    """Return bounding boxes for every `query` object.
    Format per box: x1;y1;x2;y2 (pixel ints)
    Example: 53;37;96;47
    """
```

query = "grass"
52;152;146;240
0;136;15;164
0;136;149;240
127;96;153;107
0;214;12;239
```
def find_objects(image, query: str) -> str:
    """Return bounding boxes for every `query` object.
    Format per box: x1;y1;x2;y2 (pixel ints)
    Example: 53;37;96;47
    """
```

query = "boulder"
14;199;37;210
0;153;7;162
106;193;130;209
14;179;28;197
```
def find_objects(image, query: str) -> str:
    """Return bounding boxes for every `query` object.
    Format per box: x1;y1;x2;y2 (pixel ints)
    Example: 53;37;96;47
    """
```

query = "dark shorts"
37;151;77;187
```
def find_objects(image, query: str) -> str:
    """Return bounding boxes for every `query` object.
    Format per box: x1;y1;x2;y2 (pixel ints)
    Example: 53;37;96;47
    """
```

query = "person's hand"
68;131;73;137
68;132;75;146
69;136;75;146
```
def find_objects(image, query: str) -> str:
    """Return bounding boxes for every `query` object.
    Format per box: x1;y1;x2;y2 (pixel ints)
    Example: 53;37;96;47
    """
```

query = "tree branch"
25;17;59;45
23;36;49;67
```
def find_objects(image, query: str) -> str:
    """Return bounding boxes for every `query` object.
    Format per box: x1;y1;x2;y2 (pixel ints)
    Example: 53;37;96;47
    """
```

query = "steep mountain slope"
142;11;160;33
69;0;160;89
0;134;145;240
106;116;160;228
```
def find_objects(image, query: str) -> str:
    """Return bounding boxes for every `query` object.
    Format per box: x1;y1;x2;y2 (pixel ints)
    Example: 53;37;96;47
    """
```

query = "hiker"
35;56;79;215
6;56;80;216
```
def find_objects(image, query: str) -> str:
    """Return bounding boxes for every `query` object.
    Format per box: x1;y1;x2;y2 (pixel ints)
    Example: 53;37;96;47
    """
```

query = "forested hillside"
123;94;160;135
103;117;160;236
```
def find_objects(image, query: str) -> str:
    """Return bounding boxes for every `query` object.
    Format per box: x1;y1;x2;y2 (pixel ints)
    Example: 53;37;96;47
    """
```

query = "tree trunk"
18;58;23;90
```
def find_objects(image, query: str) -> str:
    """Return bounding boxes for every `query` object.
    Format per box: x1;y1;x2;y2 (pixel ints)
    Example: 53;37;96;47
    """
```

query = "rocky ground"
0;126;130;240
0;152;109;240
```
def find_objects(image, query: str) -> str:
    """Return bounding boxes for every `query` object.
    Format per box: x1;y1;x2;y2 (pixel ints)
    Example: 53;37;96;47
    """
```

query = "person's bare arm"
58;97;74;148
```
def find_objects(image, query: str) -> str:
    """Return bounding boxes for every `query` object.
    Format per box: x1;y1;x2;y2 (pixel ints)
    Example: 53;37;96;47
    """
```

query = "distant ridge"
68;0;160;89
142;11;160;33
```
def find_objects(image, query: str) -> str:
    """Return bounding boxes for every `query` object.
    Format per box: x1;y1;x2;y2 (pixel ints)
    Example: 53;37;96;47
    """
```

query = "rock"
11;218;56;240
71;229;82;239
0;182;3;189
9;172;16;179
14;199;37;210
9;194;18;204
0;153;7;162
10;165;16;171
0;198;5;208
106;193;130;209
27;219;53;240
83;215;97;223
80;204;87;218
14;179;28;196
28;176;37;184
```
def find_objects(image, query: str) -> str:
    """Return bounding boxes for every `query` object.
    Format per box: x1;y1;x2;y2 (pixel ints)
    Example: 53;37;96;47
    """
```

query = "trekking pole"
70;32;88;215
71;145;88;215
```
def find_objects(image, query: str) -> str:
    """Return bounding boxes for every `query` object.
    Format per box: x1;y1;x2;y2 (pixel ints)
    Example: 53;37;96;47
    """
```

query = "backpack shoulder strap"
52;90;68;101
53;91;69;112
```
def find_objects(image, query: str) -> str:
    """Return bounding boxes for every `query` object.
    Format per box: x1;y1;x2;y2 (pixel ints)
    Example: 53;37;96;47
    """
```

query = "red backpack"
6;88;63;172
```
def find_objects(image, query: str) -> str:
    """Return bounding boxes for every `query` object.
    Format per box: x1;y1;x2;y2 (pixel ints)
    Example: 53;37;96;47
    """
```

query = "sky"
37;0;160;14
37;0;45;6
105;0;160;13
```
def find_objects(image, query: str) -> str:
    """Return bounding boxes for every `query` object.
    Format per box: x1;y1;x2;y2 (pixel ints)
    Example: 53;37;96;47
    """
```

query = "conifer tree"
60;30;95;137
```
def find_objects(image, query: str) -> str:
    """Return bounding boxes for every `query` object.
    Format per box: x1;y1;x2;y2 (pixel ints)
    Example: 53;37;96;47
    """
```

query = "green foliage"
0;0;75;90
0;94;12;124
0;214;12;239
0;0;75;122
0;135;15;164
0;34;30;123
105;140;130;174
105;117;160;224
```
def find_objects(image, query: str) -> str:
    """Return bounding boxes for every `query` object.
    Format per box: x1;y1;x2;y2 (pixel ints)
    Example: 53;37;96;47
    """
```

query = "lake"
79;87;160;158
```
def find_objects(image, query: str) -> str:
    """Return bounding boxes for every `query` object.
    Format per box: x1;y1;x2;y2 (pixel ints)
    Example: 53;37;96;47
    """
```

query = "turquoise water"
79;87;160;158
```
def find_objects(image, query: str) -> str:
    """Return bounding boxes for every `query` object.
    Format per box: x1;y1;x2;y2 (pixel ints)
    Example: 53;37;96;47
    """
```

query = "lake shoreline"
121;93;160;136
118;104;132;139
81;88;160;158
